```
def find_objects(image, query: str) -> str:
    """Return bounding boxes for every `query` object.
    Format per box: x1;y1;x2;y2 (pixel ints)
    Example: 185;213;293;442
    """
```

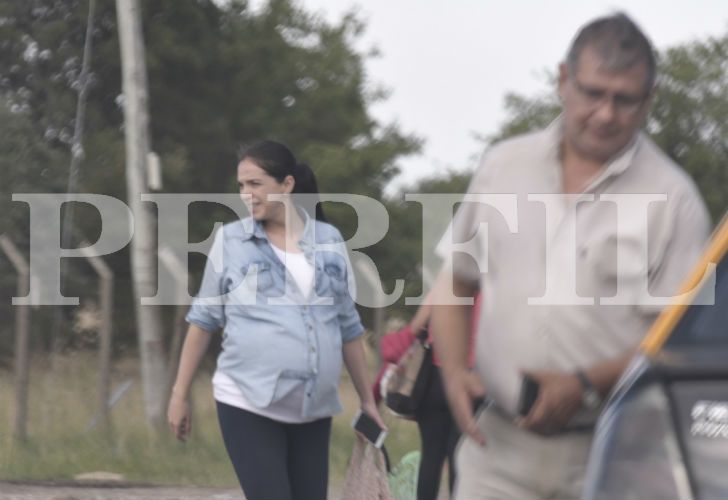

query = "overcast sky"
255;1;728;193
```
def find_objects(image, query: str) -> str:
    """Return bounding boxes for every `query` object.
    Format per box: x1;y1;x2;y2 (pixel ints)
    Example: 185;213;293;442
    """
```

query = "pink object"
372;293;482;402
373;324;416;403
381;324;417;364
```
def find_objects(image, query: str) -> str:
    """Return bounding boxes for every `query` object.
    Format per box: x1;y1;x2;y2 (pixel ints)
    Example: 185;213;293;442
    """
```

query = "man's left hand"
517;369;583;434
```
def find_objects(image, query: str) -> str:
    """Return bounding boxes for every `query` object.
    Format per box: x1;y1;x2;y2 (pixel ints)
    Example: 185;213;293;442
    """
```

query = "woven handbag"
340;439;394;500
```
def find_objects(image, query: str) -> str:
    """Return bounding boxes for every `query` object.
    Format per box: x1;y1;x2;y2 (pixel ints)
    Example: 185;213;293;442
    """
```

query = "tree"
1;0;421;363
485;81;560;145
374;169;473;321
0;103;65;368
648;33;728;223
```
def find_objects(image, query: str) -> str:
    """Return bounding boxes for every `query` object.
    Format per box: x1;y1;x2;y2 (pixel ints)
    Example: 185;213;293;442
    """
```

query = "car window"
667;255;728;348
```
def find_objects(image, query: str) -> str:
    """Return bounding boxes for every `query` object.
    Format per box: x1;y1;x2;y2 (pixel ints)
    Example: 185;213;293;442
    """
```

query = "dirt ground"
0;482;245;500
0;482;352;500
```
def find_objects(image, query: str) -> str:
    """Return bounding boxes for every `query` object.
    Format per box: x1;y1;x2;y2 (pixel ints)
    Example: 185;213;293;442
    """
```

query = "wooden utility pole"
115;0;167;425
50;0;97;363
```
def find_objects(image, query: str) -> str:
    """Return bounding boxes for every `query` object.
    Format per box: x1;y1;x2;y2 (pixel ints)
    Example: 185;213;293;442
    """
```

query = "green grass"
0;351;421;488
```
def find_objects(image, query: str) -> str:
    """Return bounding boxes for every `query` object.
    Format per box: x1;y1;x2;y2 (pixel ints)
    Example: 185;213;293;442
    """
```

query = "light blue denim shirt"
186;211;364;420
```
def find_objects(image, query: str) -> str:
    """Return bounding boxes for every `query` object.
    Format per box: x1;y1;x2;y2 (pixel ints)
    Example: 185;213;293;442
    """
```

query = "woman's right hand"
167;392;192;442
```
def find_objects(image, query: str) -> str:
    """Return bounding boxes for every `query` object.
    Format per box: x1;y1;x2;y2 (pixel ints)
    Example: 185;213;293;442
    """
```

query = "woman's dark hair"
238;140;326;221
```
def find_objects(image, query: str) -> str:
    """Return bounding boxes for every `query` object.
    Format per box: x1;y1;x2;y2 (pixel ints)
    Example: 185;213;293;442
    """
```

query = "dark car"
583;218;728;500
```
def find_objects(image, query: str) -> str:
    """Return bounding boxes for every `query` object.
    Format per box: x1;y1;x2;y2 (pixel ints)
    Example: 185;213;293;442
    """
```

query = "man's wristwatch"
575;370;601;410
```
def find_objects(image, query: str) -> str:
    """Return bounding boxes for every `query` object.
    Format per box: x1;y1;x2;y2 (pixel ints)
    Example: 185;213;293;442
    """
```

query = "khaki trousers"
454;406;593;500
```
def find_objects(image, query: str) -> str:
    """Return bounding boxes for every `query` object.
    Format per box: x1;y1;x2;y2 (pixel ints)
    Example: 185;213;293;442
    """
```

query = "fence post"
78;242;114;429
0;235;31;441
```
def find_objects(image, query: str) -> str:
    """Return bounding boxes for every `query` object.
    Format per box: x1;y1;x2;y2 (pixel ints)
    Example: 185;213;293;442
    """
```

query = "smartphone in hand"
352;410;387;448
517;375;540;416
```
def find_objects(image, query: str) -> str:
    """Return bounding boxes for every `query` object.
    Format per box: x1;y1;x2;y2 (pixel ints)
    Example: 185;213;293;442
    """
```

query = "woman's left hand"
361;399;388;432
354;399;388;445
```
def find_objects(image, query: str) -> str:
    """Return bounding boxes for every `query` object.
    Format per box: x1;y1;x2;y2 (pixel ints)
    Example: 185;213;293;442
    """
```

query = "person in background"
167;140;384;500
377;293;480;500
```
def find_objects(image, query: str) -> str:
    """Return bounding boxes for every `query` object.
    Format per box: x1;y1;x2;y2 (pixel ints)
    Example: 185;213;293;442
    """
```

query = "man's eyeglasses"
571;77;649;115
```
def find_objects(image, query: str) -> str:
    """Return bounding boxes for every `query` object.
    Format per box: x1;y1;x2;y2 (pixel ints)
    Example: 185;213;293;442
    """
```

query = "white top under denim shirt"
186;209;364;421
212;246;318;423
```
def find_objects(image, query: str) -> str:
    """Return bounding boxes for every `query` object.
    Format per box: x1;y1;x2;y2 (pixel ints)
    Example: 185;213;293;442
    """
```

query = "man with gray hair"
431;12;709;499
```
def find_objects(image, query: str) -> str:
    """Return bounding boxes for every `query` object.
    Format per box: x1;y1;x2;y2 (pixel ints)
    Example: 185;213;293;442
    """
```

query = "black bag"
384;328;433;418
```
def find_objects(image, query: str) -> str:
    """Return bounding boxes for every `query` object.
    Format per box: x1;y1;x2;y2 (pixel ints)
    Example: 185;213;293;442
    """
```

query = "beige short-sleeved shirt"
438;117;710;417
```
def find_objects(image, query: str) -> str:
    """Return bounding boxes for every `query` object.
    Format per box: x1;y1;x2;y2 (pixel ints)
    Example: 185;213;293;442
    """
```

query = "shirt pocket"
225;260;276;301
322;255;348;297
251;261;276;294
579;232;648;300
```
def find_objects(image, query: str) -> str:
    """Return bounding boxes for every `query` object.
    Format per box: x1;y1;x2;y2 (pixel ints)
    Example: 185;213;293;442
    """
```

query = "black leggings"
414;367;460;500
216;401;332;500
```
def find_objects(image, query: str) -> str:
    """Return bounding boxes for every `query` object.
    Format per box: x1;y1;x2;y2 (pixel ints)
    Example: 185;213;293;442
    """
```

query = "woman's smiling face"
237;158;294;222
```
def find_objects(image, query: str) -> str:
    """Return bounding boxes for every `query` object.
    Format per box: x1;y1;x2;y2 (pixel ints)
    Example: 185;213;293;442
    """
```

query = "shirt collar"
544;115;642;190
238;207;316;248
